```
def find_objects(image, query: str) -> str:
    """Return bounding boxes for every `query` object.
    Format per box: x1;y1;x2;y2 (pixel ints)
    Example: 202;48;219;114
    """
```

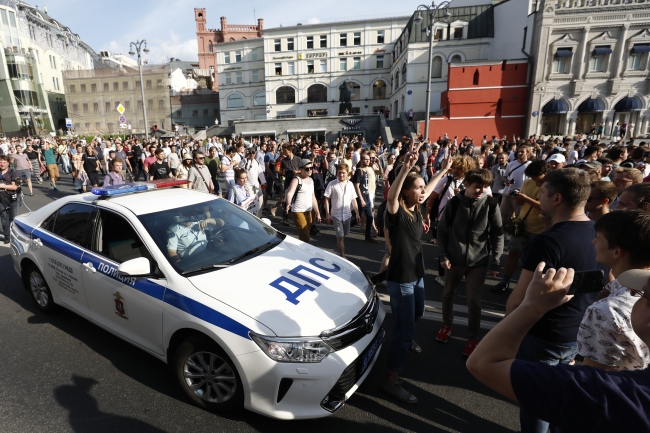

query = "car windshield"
138;197;284;275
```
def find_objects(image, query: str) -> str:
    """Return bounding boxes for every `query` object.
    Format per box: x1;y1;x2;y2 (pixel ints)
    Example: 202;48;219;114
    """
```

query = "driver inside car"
167;213;225;263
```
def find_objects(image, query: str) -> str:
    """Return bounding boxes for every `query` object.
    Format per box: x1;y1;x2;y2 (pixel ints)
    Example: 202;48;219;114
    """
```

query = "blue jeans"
0;198;17;240
516;334;578;433
386;278;425;372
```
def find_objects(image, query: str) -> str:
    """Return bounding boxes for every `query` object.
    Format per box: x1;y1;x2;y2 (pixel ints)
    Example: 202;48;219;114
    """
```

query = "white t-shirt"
568;150;579;165
351;151;361;171
502;160;530;195
221;154;241;183
243;158;264;189
324;179;358;221
167;152;180;169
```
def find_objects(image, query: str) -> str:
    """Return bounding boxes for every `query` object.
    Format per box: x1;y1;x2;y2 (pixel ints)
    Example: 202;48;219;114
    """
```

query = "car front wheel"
24;265;56;313
173;336;244;412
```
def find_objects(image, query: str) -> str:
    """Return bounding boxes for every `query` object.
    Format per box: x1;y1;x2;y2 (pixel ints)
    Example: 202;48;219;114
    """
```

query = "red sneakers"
436;325;452;343
462;339;479;357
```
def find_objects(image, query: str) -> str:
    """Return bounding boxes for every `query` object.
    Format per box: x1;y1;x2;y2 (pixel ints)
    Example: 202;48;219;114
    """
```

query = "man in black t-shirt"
149;148;171;180
353;153;376;242
505;168;608;433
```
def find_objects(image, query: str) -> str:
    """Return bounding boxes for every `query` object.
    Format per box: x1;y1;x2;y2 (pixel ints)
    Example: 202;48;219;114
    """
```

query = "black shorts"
88;172;101;187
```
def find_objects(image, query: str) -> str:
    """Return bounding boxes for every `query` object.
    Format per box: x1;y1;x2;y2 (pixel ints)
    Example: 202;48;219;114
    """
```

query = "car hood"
187;236;371;337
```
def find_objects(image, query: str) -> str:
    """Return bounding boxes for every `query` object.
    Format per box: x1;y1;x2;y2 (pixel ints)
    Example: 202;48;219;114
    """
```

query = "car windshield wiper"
223;240;279;265
181;264;230;276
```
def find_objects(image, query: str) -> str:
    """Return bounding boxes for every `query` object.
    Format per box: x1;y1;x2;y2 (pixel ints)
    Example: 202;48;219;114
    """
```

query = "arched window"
346;81;361;101
450;54;462;63
372;80;387;99
276;86;295;104
208;42;213;53
253;92;266;106
395;71;400;88
226;93;244;108
432;57;442;78
307;84;327;103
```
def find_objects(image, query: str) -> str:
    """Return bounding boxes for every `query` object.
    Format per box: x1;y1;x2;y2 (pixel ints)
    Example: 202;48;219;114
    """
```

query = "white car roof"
105;188;217;215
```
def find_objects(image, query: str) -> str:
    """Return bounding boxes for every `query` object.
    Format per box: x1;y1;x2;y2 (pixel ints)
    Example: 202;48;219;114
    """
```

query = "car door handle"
83;262;96;273
32;238;43;248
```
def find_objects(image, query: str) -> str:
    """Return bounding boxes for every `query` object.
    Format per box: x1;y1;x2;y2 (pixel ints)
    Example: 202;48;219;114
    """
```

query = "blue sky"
38;0;417;63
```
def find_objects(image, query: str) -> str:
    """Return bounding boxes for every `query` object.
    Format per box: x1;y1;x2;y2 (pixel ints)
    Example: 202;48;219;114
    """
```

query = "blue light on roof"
91;183;149;196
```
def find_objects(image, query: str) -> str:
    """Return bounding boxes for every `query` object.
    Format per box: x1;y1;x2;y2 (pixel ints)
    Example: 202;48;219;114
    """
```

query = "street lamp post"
414;2;451;142
129;40;150;140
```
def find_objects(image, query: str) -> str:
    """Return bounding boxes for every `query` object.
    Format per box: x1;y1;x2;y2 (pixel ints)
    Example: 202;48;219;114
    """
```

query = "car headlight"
249;332;334;363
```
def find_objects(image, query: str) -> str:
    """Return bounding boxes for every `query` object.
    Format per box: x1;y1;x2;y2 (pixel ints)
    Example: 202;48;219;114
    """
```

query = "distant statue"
339;81;351;102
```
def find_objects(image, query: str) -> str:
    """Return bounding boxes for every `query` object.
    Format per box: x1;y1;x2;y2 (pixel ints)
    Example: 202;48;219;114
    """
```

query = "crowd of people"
1;130;650;431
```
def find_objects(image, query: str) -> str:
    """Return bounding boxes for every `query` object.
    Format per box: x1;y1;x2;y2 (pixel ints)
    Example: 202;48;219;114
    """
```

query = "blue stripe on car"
23;220;251;339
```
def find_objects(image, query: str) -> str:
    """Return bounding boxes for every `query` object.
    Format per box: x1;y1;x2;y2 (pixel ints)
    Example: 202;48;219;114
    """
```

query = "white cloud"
101;33;198;64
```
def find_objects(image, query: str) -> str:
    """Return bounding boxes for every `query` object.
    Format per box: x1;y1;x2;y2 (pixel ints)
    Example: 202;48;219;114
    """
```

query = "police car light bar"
92;184;149;196
145;179;189;189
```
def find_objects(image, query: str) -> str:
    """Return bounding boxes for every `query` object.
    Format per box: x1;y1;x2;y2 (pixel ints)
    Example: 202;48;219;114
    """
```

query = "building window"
235;50;242;62
125;101;130;111
552;57;566;73
251;48;258;61
146;80;152;89
276;86;295;104
319;59;327;73
105;102;110;112
353;32;361;46
93;103;99;114
628;53;642;70
274;39;281;52
224;52;230;63
345;81;361;101
175;110;182;119
159;99;164;110
275;63;282;76
373;80;387;99
307;84;327;103
453;28;463;39
340;33;347;47
95;122;101;130
432;56;442;78
225;73;232;85
52;77;57;90
113;82;119;91
377;30;385;44
252;70;259;82
104;83;109;92
253;92;266;106
115;101;121;109
450;54;462;63
137;100;143;111
83;103;88;114
307;60;314;73
157;79;163;88
320;35;327;48
236;71;243;84
72;103;78;114
395;71;399;88
91;83;97;93
69;84;76;93
203;109;209;117
589;55;604;72
208;42;213;53
352;57;361;70
340;58;347;71
192;110;198;118
227;93;244;108
473;69;479;85
307;36;313;49
376;55;384;69
434;29;443;41
287;38;294;51
287;62;295;75
136;81;141;90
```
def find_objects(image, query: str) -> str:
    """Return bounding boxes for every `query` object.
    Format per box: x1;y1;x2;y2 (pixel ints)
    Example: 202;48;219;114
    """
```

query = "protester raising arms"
382;139;452;404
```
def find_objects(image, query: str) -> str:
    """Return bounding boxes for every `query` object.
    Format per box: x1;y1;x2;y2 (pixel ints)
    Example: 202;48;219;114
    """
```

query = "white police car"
9;181;384;419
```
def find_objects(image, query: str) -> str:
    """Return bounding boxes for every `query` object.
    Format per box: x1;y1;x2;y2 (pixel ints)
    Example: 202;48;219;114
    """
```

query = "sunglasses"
303;166;313;171
197;157;205;160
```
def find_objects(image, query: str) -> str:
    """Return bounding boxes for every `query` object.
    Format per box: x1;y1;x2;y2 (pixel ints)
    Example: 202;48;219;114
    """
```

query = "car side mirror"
261;218;272;227
118;257;151;277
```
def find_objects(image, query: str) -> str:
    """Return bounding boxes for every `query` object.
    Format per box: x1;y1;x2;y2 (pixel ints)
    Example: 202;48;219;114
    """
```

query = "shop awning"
632;44;650;53
555;48;573;58
593;46;612;55
577;98;604;113
240;130;276;136
614;97;642;112
286;128;326;133
542;99;568;115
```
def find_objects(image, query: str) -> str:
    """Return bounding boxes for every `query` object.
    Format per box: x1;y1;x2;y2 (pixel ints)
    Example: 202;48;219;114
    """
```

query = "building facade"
194;8;263;89
62;65;172;135
528;0;650;138
0;1;97;136
216;16;409;131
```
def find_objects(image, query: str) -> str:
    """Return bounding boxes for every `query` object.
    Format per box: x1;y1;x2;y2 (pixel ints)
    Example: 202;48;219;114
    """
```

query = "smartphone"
567;270;605;295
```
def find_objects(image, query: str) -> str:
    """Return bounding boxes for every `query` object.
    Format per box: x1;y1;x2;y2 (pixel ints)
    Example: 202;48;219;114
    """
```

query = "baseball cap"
547;154;566;164
618;269;650;294
298;159;313;168
182;154;192;161
579;160;602;170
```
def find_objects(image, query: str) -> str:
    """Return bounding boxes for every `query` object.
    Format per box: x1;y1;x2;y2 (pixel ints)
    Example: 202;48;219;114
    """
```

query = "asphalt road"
0;175;521;433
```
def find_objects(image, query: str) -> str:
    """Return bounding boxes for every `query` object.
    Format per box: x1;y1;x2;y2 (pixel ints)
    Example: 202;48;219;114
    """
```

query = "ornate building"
528;0;650;138
194;8;263;90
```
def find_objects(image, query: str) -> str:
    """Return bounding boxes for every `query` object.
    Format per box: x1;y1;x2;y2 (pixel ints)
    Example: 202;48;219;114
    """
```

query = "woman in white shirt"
176;155;192;188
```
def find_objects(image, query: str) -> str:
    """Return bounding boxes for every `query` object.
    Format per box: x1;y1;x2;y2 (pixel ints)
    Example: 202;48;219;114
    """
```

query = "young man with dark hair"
436;169;504;356
504;168;608;433
577;209;650;371
149;148;172;180
617;182;650;211
492;160;548;293
585;181;618;221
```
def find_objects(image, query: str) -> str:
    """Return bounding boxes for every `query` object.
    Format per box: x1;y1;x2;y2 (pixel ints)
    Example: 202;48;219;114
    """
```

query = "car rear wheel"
24;265;56;313
173;336;244;412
